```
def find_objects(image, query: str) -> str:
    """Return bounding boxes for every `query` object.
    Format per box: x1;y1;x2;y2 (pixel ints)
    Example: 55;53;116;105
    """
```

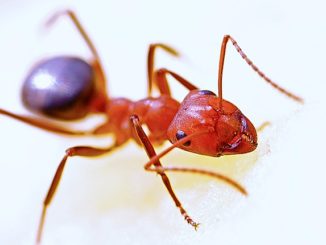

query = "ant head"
167;90;257;157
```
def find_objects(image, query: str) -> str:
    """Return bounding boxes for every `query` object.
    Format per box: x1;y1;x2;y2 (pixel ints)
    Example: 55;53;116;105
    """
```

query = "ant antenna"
217;35;304;109
144;128;247;195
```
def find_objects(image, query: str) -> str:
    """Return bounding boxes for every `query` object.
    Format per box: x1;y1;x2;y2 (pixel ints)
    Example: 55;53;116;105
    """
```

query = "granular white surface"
0;1;325;244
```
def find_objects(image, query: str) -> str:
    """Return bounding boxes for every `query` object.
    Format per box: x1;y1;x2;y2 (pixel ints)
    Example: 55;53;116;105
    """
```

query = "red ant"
0;9;303;245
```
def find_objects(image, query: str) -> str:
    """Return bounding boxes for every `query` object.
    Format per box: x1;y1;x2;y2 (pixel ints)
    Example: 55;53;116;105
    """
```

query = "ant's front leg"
141;139;248;195
257;121;271;132
132;114;248;195
130;115;200;229
36;142;122;244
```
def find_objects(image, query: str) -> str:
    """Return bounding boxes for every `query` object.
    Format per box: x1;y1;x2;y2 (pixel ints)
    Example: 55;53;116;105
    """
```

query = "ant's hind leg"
44;9;100;61
36;143;121;244
44;9;108;97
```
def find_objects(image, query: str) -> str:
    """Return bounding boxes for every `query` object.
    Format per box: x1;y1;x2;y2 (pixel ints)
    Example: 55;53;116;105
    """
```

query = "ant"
0;9;303;245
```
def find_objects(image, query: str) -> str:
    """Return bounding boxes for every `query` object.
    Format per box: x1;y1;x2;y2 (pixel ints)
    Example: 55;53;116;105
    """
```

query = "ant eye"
198;90;216;96
175;130;191;146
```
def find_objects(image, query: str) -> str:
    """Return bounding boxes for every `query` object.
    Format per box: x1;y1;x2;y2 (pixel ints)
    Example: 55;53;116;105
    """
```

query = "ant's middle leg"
0;108;118;136
153;68;198;95
147;43;179;96
36;142;122;244
130;115;199;229
147;44;198;96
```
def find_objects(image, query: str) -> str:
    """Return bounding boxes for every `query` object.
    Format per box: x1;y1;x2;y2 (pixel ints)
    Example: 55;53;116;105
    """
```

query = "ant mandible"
0;9;303;245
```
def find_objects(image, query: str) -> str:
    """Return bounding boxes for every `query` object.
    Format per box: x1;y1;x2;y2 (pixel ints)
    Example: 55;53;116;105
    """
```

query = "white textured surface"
0;0;325;245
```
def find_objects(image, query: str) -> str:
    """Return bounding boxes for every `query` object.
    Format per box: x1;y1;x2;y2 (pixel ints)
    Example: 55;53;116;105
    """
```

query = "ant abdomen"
22;56;95;120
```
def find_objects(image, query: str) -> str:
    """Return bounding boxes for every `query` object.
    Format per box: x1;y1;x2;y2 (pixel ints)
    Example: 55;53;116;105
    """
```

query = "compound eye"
175;130;191;146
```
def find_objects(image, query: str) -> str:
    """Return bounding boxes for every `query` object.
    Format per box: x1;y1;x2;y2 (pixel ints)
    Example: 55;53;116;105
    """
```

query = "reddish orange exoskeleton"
0;9;303;244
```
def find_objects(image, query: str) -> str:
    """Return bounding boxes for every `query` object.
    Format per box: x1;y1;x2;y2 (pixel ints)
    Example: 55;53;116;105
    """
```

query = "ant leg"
45;9;100;63
138;129;247;195
0;108;118;137
257;121;271;132
130;115;199;229
36;143;121;244
153;68;198;95
145;166;247;195
44;9;108;96
1;10;112;136
147;43;180;96
147;44;198;96
87;60;109;113
0;108;87;135
217;35;303;109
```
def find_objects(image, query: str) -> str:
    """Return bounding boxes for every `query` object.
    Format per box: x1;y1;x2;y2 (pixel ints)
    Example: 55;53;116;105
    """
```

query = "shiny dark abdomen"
22;56;95;120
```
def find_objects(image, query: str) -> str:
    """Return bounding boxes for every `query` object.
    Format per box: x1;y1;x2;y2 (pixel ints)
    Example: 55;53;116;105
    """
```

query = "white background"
0;0;325;244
